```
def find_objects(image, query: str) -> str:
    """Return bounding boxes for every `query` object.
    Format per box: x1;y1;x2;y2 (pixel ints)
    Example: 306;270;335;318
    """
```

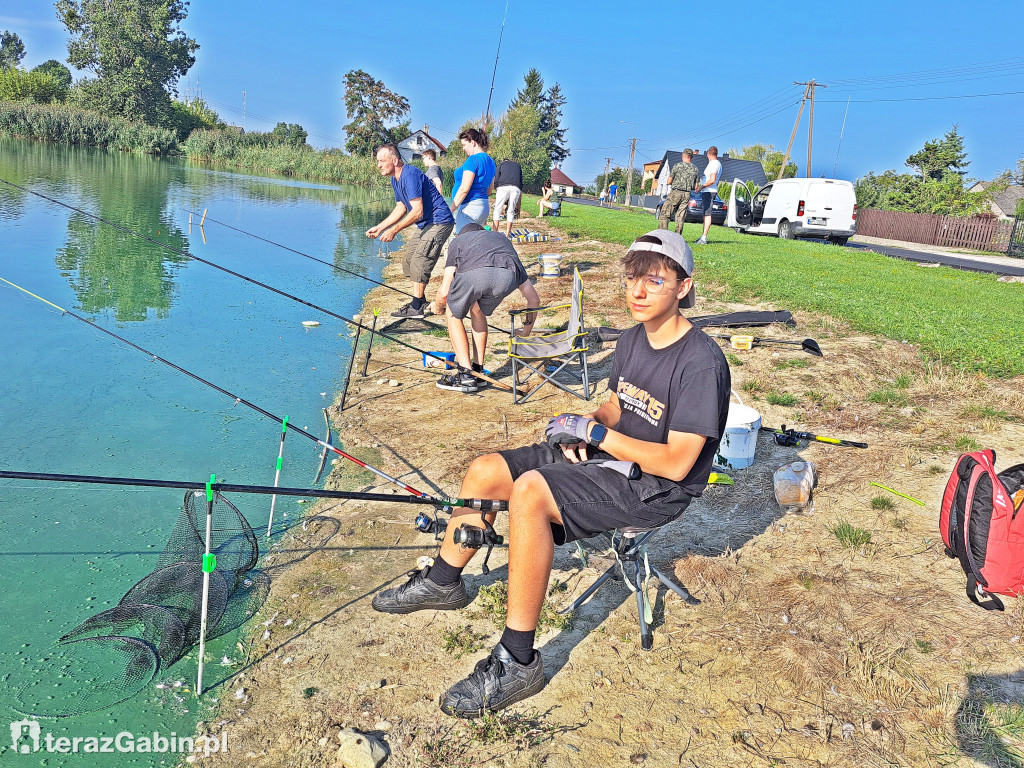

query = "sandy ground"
189;220;1024;768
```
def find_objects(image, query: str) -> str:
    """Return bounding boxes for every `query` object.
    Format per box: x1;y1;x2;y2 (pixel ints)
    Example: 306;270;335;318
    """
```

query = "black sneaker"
371;566;471;614
440;643;546;718
391;301;426;319
436;372;480;393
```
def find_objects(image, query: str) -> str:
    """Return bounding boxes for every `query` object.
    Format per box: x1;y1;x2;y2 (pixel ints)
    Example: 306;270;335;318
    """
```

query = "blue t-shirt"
452;152;496;204
390;164;454;228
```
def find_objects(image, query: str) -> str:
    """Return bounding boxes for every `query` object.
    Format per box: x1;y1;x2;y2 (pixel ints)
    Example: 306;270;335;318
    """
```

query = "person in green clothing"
659;149;700;232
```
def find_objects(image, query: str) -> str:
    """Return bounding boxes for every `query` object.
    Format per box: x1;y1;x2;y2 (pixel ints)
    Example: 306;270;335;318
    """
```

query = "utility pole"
620;120;637;207
241;91;246;132
602;157;611;204
780;80;827;179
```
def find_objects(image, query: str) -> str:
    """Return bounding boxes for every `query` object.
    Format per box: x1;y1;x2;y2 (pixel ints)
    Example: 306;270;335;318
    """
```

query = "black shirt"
445;228;530;285
608;323;731;496
494;160;523;189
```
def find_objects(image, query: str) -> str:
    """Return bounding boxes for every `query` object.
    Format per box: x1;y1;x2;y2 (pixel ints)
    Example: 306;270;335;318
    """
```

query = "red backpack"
940;450;1024;610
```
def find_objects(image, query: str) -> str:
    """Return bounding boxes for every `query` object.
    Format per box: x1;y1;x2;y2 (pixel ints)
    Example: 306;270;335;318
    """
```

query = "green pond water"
0;136;393;764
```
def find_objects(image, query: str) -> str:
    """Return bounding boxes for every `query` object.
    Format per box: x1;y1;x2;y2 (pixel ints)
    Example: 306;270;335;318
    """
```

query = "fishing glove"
545;413;595;446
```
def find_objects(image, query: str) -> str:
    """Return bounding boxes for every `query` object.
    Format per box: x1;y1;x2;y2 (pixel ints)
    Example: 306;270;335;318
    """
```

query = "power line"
818;89;1024;103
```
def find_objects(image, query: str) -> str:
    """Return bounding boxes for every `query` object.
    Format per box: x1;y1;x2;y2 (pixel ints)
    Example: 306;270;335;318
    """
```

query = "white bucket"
538;253;562;278
716;393;761;469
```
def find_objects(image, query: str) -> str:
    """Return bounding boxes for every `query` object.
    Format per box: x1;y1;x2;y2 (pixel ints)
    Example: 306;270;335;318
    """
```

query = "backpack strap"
967;572;1004;611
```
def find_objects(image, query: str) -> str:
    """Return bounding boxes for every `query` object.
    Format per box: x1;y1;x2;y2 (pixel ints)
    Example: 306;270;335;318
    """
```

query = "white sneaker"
695;236;708;245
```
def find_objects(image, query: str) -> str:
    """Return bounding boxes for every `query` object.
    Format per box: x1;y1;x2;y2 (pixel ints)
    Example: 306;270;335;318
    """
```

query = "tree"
342;69;410;156
905;126;969;181
854;169;989;216
32;60;73;91
490;103;553;191
56;0;198;126
594;166;641;191
507;69;570;167
543;82;569;165
272;122;308;148
728;143;796;180
0;30;26;70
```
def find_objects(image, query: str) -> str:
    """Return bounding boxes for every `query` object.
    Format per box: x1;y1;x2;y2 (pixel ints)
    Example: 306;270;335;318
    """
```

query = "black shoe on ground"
371;566;471;614
440;643;546;718
391;301;426;319
436;372;480;393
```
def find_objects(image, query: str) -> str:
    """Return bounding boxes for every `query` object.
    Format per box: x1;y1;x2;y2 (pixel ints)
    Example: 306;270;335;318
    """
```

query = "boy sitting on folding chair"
429;223;540;394
373;229;731;717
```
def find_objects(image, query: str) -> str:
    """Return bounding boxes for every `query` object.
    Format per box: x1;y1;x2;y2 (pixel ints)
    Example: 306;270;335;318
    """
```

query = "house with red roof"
550;167;579;196
397;125;447;163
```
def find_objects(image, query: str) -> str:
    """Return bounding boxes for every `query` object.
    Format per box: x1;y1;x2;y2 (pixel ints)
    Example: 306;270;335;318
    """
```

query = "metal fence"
858;209;1015;254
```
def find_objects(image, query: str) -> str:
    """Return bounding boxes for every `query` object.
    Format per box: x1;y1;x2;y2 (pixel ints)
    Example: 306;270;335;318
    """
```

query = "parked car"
654;192;728;226
726;177;857;245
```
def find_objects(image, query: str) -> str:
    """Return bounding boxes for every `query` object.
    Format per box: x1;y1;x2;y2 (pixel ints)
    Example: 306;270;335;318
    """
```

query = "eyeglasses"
622;274;681;294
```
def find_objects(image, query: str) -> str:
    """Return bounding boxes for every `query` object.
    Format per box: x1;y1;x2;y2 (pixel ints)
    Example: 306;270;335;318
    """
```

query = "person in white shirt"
695;146;722;245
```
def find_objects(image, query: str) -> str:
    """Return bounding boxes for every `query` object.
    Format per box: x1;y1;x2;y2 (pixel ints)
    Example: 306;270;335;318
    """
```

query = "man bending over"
430;223;539;393
372;229;731;717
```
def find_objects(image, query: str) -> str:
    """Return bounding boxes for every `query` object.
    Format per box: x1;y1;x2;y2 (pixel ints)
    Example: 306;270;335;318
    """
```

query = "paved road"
561;198;1024;278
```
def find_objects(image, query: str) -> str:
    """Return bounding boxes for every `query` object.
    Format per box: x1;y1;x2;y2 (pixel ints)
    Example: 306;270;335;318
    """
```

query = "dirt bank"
192;220;1024;768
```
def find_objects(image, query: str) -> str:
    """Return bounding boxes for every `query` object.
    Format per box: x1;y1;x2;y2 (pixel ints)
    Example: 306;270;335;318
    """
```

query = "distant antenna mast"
832;96;851;178
484;0;510;129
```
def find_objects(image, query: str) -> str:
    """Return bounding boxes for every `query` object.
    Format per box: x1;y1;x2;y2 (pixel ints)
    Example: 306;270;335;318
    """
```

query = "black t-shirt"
445;229;529;285
494;160;523;189
608;323;731;497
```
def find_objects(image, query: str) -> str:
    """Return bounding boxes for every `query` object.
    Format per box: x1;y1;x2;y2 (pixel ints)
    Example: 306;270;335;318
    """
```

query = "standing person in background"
599;187;607;206
451;128;496;232
492;158;523;237
608;180;618;205
365;144;455;319
659;149;700;232
694;146;722;245
423;149;444;196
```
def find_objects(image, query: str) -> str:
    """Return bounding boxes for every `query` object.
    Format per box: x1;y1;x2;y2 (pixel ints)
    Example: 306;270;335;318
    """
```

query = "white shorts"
494;185;522;222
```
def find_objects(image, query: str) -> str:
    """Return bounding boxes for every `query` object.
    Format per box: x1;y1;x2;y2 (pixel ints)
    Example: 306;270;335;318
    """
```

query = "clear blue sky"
6;1;1024;187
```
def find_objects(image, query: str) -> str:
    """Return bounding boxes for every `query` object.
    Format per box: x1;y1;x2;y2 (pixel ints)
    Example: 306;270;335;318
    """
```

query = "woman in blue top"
450;128;496;233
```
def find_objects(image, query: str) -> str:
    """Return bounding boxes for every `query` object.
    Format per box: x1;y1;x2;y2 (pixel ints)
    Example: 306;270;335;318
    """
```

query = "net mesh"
14;636;159;718
17;491;269;717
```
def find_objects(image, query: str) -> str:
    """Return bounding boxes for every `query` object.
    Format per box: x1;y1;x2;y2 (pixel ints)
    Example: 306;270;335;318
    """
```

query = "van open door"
727;178;753;231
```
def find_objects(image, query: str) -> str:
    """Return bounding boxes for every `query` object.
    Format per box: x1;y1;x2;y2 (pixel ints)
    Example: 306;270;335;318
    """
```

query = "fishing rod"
0;276;504;512
760;424;868;449
0;470;505;511
710;334;823;357
0;178;512;392
184;208;512;336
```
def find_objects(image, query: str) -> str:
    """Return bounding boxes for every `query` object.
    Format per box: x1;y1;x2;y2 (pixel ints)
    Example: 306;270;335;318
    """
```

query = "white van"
726;177;858;245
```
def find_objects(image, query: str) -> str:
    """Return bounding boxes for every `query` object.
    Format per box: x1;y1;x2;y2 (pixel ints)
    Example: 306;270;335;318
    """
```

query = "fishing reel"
771;425;801;447
415;506;450;540
453;514;504;575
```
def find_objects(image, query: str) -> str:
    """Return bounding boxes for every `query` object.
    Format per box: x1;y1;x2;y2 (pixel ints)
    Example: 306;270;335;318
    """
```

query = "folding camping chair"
507;267;591;405
563;524;701;651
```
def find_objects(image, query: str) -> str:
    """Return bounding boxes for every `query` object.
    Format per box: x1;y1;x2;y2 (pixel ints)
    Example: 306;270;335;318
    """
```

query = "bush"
0;68;67;104
0;100;178;153
182;129;387;190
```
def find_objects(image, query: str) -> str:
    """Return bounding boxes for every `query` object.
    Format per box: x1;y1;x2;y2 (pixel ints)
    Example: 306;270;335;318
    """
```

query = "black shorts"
699;191;715;216
497;442;692;545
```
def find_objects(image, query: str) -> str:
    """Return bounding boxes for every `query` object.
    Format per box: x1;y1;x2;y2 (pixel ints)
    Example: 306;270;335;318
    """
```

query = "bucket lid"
725;402;761;428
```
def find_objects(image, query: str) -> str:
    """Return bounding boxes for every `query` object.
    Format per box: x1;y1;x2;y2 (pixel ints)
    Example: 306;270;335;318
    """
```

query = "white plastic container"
715;393;761;469
538;253;562;277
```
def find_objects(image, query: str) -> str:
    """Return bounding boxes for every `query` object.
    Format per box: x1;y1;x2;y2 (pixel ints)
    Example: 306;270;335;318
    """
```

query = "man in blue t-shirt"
366;144;455;318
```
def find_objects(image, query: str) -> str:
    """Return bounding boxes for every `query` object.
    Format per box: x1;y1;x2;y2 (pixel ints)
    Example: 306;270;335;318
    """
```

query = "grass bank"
531;199;1023;377
182;129;390;191
0;101;179;154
